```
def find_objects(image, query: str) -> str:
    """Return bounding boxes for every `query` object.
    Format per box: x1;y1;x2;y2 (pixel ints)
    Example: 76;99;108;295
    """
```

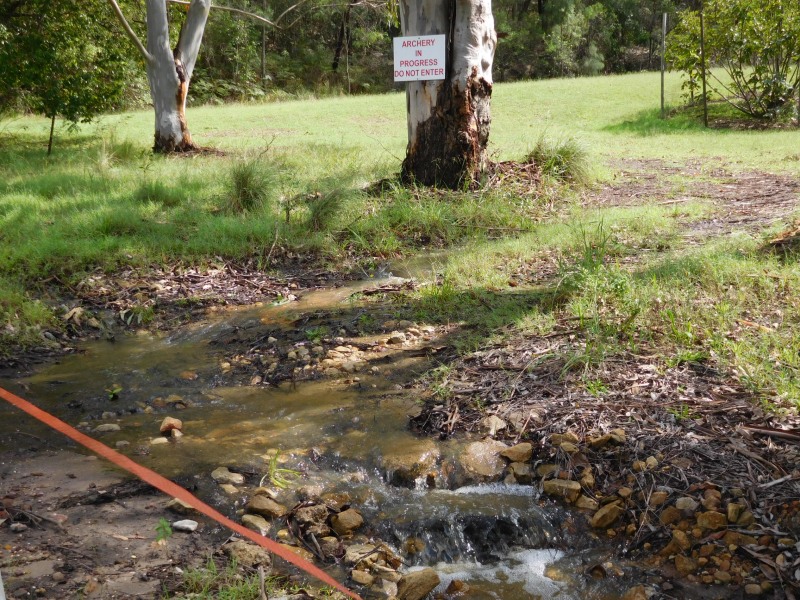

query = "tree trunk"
146;0;210;153
400;0;496;189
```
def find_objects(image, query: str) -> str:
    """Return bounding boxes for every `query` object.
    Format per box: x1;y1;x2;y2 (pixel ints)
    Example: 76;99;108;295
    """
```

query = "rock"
480;415;507;436
659;506;682;526
246;495;287;518
632;460;647;472
744;583;763;596
381;438;440;487
150;437;169;445
254;487;278;499
278;543;315;562
446;580;470;595
51;572;65;583
660;530;691;556
223;540;272;568
610;429;626;443
675;554;697;575
575;495;599;511
617;487;633;499
580;469;595;489
507;462;532;484
675;497;699;512
590;502;623;529
649;491;669;507
345;544;378;566
219;484;239;495
211;467;245;485
714;570;732;583
536;463;558;478
94;423;121;433
293;503;331;536
736;510;755;527
331;508;364;536
696;511;727;531
459;440;508;481
172;519;198;532
166;498;197;515
171;429;183;440
351;569;375;586
10;522;28;533
621;585;648;600
159;417;182;434
388;332;406;344
543;479;582;503
241;514;269;535
550;432;580;446
559;442;580;454
397;568;440;600
702;488;722;511
727;503;743;523
115;440;130;448
645;456;658;470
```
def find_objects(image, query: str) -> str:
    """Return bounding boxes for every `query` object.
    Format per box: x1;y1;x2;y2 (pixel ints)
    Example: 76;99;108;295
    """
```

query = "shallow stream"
0;266;638;599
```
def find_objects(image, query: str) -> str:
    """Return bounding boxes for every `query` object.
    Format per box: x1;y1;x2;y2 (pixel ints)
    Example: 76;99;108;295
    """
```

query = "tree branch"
167;0;278;27
106;0;154;63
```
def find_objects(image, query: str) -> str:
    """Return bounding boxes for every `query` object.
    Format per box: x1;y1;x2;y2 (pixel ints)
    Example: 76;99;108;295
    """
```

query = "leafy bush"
668;0;800;118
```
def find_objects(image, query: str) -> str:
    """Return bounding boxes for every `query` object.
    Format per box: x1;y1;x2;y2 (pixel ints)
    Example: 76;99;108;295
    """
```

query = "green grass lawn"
2;70;800;408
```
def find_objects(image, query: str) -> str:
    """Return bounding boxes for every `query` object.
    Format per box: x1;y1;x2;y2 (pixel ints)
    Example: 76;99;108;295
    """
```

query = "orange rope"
0;385;361;600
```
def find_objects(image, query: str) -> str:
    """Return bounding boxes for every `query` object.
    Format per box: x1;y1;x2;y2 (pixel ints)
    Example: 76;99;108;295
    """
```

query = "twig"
258;565;268;599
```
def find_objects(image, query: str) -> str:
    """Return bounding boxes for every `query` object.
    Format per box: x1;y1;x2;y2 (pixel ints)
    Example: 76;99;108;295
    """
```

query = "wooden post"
699;9;708;128
661;12;667;119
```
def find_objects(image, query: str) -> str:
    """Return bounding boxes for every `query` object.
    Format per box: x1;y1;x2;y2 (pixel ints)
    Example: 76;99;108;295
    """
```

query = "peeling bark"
146;0;210;153
400;0;496;188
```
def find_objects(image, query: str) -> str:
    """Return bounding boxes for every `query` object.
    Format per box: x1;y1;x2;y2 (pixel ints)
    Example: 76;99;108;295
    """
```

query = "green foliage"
155;518;173;543
0;0;130;150
668;0;800;118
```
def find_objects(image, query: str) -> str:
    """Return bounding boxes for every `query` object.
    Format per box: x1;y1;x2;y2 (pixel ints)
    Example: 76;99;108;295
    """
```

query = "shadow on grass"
604;107;708;136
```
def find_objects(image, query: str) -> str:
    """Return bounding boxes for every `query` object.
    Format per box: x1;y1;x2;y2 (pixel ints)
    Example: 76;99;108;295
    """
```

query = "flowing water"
0;265;638;599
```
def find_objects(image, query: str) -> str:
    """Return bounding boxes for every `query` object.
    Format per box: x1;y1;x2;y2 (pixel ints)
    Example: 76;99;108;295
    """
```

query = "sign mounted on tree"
393;35;446;82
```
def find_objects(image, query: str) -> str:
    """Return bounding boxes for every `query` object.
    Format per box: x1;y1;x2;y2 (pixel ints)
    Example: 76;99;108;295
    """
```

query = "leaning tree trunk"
145;0;210;152
400;0;496;188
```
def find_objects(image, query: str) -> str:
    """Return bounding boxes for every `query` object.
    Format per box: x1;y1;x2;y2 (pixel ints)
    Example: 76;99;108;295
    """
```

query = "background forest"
1;0;688;111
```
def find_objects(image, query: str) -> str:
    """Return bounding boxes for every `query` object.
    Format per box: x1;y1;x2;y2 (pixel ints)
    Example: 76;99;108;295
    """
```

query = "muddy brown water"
0;269;640;599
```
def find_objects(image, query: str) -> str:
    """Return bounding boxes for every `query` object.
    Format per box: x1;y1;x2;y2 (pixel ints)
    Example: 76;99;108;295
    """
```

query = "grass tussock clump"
526;135;592;185
227;158;277;213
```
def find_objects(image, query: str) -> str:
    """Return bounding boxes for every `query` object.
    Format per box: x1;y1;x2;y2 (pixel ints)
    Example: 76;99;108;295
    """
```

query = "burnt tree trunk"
400;0;496;189
145;0;210;153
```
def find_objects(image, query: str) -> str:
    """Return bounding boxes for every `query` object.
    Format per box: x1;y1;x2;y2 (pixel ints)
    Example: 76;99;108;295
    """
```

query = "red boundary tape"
0;385;361;600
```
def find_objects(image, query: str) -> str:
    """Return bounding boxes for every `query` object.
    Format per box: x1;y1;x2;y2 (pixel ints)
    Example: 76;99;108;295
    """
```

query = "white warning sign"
393;35;446;82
